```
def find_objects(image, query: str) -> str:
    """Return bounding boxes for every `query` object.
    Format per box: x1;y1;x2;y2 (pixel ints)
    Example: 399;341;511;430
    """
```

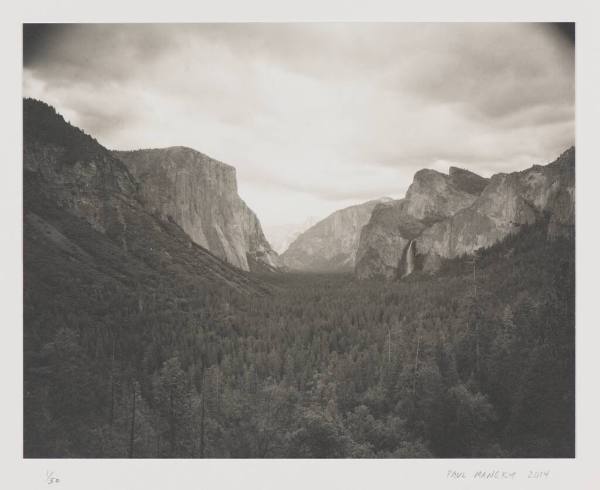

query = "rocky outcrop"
355;147;575;279
355;167;488;279
113;147;279;272
23;99;139;236
403;167;488;222
354;199;425;279
280;198;391;272
417;147;575;267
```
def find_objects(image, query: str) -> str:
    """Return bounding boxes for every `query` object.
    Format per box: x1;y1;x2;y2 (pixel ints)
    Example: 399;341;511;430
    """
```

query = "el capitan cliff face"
113;147;279;272
23;98;268;294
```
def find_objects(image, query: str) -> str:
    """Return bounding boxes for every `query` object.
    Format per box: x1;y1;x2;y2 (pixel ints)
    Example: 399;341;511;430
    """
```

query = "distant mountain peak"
280;198;389;272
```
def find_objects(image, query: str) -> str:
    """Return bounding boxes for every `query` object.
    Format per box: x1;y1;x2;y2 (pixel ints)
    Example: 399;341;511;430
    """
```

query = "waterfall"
404;240;416;277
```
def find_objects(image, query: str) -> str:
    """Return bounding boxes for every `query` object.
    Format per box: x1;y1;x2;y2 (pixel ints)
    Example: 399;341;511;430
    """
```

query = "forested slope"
24;215;574;457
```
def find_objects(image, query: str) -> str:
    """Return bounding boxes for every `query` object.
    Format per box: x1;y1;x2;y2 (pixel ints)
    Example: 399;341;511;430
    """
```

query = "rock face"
280;198;391;272
355;168;488;279
417;147;575;267
404;167;488;222
23;99;139;235
113;147;279;272
23;98;267;294
355;148;575;279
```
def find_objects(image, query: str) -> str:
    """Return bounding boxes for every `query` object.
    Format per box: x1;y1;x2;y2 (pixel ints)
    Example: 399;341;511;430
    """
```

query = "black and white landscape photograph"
22;22;575;460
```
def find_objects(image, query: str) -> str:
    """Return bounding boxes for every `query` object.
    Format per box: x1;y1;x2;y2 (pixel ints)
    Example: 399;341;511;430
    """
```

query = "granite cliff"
281;198;391;272
355;148;575;279
355;167;488;278
23;98;268;293
113;147;279;272
416;147;575;270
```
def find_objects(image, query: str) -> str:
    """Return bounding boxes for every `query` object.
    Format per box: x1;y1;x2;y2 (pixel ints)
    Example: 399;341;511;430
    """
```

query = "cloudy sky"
23;23;574;228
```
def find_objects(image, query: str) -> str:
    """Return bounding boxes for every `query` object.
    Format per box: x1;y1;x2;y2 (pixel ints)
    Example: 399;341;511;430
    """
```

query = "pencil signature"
46;470;60;485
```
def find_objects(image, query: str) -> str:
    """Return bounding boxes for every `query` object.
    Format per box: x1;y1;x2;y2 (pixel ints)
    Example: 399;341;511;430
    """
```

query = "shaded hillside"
23;98;267;295
23;99;272;458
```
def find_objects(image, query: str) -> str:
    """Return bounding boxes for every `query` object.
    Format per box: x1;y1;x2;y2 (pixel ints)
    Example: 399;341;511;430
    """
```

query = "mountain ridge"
23;98;269;294
280;197;392;272
355;147;575;279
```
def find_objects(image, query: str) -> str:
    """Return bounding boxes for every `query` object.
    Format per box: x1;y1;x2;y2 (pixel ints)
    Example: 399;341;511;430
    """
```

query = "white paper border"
2;1;599;488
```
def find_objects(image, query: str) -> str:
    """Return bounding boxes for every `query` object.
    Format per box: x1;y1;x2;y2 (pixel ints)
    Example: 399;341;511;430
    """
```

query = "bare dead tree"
109;334;116;427
200;365;206;458
412;336;420;396
387;326;392;364
468;255;478;298
128;381;136;458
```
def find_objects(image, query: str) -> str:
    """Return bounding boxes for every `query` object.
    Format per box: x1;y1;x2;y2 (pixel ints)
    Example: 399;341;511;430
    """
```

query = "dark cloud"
23;24;63;66
24;24;177;86
550;22;575;46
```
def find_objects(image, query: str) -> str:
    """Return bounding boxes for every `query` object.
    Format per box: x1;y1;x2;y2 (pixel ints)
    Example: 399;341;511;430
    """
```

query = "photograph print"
22;23;575;458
